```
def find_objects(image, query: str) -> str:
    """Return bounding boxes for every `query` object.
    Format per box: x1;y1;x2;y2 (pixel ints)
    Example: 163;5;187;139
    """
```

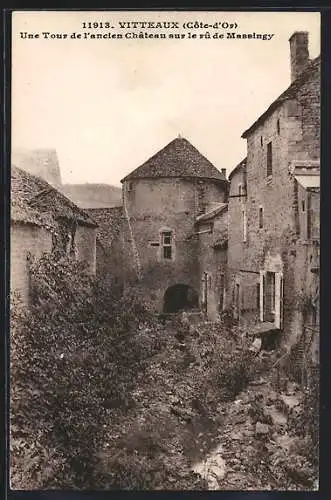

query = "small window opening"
260;136;263;147
259;207;264;229
267;142;273;177
277;119;280;134
127;181;133;192
302;200;305;212
242;209;247;242
161;231;173;260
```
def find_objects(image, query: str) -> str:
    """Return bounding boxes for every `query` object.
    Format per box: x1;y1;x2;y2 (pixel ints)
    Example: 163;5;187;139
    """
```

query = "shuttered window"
259;270;284;329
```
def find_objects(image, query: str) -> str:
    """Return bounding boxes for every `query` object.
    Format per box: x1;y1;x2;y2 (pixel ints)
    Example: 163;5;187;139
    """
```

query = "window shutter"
259;271;265;322
275;272;284;329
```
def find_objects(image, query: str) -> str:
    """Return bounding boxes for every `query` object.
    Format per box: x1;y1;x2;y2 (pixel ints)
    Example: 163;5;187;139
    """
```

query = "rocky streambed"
190;378;318;491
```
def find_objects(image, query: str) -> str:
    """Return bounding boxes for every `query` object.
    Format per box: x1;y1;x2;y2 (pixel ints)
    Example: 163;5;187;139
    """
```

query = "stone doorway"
163;284;199;313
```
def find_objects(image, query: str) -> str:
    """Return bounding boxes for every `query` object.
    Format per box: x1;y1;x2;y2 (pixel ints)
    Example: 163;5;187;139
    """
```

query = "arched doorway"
163;284;199;313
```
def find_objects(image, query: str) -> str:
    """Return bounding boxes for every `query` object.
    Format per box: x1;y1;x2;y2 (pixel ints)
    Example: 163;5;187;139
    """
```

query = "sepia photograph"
10;10;320;491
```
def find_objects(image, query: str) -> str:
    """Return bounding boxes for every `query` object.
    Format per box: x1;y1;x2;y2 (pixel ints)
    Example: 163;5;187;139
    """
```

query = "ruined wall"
75;225;97;275
122;176;226;312
10;223;52;305
86;207;124;294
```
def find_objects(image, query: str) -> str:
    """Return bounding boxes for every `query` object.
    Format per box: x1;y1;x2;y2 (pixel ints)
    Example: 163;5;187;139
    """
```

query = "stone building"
11;166;98;305
195;203;228;321
227;31;320;352
120;136;228;314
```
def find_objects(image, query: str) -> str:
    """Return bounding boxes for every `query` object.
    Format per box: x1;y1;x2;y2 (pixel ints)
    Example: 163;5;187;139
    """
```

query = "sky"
12;11;320;187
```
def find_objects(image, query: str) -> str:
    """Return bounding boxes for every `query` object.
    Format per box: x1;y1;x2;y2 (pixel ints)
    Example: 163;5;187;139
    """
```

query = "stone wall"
75;225;97;275
227;63;320;348
10;223;53;305
122;176;226;312
86;207;124;294
197;211;228;321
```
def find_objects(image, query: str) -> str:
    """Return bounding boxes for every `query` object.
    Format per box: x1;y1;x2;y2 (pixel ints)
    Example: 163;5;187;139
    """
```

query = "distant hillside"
12;148;62;188
61;183;122;209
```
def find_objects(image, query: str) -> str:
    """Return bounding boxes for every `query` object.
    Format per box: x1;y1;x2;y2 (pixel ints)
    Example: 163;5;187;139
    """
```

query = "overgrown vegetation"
11;252;317;491
11;253;164;489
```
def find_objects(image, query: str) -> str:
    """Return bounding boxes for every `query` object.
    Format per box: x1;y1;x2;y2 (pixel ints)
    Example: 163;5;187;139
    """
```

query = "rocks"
229;430;244;441
255;422;271;437
170;405;193;423
192;450;227;490
286;462;315;488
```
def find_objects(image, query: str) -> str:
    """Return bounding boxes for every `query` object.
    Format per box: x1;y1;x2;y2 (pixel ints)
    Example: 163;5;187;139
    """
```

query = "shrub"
207;331;256;400
10;253;161;489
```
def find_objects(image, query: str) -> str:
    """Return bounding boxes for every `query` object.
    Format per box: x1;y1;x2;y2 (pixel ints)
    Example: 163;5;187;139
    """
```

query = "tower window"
267;142;273;177
277;119;280;134
259;207;264;229
161;231;173;260
127;181;133;192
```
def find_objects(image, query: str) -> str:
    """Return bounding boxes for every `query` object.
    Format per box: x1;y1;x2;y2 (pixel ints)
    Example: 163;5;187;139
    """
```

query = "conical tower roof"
121;137;226;183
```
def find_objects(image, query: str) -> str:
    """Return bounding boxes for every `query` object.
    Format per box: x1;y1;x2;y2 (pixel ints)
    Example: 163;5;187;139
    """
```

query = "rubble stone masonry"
11;223;53;305
228;59;320;348
122;176;226;312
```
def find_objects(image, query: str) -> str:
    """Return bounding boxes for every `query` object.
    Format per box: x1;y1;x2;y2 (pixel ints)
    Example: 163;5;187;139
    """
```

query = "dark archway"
163;284;199;313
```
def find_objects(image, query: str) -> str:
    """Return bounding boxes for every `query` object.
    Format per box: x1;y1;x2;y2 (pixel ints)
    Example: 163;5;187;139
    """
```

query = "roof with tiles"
11;198;47;227
195;202;228;223
228;158;247;181
241;55;320;138
121;137;227;183
11;165;97;228
86;207;123;252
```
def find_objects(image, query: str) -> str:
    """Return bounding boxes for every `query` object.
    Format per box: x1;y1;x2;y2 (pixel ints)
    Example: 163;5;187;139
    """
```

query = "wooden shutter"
259;271;265;322
275;272;284;329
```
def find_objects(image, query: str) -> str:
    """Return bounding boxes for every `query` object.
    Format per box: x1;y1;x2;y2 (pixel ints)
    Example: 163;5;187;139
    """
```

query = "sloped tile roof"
11;198;45;227
121;137;227;183
242;55;320;138
228;158;247;181
196;203;228;223
86;207;123;252
11;166;97;228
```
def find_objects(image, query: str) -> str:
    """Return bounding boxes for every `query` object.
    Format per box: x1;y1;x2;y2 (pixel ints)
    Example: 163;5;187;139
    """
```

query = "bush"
202;327;257;400
10;253;162;489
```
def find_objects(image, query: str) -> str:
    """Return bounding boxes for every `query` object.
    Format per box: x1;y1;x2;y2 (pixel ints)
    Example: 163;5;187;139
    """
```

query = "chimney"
221;168;226;178
289;31;310;82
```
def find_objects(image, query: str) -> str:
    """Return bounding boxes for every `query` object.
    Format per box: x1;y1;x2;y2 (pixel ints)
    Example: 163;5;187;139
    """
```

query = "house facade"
196;203;228;321
227;32;320;351
120;137;228;314
11;166;98;305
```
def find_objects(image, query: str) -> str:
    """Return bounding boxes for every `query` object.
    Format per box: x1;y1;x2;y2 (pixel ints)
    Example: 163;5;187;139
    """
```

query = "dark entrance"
163;284;199;313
